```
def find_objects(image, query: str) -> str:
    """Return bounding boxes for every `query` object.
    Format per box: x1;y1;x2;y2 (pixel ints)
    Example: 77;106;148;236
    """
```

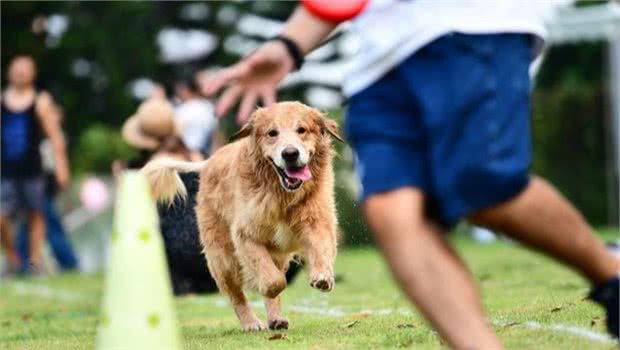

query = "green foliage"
1;1;615;226
326;110;373;245
1;1;162;142
0;1;299;171
335;184;372;246
72;124;136;174
532;42;616;225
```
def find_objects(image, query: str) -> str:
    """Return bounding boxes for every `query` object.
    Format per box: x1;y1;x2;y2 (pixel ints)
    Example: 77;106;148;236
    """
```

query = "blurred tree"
1;1;614;230
2;1;163;170
1;1;300;173
532;42;616;225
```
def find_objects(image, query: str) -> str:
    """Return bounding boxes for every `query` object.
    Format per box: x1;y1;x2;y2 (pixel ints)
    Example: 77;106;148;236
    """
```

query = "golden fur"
142;102;340;331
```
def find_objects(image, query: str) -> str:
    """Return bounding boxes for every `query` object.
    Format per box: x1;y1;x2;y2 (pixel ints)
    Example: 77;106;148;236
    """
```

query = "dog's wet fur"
142;102;341;331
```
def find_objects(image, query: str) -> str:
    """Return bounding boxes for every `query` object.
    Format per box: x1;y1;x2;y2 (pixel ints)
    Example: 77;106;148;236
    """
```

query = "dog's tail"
140;157;208;206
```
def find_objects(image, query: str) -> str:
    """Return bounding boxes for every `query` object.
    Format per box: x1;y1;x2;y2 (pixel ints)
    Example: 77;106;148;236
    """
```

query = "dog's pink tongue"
285;165;312;181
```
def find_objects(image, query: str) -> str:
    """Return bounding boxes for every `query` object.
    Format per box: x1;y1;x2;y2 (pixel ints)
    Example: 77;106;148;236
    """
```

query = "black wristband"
270;35;304;71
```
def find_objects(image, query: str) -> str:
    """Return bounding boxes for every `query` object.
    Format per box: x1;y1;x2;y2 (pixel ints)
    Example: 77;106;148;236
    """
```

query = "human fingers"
204;61;251;96
236;91;258;124
215;85;243;118
260;88;277;106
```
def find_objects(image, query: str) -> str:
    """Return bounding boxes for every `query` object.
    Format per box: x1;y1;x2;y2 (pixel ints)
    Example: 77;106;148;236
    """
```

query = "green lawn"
1;229;618;349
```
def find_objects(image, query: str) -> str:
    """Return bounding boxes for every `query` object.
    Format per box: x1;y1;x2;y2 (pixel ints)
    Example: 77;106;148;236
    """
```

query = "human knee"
363;188;425;221
363;188;432;244
0;216;10;230
468;206;506;229
467;177;539;230
28;211;45;224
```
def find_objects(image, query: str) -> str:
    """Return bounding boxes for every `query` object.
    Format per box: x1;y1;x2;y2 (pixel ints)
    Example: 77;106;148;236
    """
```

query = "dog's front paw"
310;272;334;292
241;320;266;332
268;318;289;330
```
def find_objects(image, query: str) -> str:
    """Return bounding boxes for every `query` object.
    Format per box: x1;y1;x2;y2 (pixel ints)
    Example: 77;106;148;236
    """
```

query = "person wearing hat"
115;97;208;294
121;98;202;165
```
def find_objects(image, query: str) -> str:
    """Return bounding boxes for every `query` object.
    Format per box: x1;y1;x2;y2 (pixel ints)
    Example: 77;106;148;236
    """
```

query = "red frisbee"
302;0;370;23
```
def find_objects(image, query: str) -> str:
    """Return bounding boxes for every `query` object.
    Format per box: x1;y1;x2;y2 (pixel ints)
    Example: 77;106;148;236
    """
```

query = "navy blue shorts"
345;33;532;226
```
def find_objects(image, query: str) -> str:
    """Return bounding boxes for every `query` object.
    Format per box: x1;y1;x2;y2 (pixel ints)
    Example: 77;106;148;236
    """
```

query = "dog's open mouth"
270;159;312;192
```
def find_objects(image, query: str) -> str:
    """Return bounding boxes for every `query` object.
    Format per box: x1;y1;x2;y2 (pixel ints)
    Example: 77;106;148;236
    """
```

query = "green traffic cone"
96;171;181;350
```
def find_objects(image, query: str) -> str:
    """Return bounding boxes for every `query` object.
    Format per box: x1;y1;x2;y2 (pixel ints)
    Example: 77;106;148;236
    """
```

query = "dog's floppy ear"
229;122;253;142
320;115;345;143
230;110;260;142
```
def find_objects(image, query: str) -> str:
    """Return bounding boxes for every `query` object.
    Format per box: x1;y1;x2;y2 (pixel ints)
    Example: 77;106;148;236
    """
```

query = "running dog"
142;101;342;331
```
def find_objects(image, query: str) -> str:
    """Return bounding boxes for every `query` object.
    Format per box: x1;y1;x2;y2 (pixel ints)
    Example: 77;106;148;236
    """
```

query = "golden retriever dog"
142;101;342;331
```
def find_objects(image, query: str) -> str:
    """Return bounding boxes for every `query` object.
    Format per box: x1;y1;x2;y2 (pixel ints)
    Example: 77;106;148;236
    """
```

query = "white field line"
289;305;347;316
206;296;411;317
523;321;616;345
204;297;616;344
9;281;87;302
8;283;616;345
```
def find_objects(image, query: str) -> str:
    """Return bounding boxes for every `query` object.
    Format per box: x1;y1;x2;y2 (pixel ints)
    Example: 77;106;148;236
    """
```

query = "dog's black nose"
282;147;300;163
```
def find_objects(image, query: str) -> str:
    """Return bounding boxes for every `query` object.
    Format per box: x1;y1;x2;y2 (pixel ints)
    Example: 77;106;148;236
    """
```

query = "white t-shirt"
174;99;217;152
343;0;572;97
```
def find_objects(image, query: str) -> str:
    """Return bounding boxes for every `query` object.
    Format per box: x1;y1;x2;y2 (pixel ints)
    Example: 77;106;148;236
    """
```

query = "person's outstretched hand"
202;41;295;124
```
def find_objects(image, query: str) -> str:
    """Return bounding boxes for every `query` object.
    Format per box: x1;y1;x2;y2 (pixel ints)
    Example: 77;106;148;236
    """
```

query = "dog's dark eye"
297;127;306;134
267;129;279;137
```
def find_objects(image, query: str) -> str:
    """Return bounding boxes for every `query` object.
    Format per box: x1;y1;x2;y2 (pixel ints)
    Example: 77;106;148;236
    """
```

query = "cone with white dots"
96;171;181;350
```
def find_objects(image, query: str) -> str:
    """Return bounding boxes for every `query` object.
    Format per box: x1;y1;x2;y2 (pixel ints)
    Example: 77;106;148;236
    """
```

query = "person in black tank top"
1;97;44;179
1;55;70;275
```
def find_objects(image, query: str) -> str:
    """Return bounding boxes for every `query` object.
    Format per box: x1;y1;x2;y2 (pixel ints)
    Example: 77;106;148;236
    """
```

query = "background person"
1;55;70;274
116;98;206;294
117;98;201;171
16;104;78;272
203;1;619;347
173;77;219;157
118;98;211;294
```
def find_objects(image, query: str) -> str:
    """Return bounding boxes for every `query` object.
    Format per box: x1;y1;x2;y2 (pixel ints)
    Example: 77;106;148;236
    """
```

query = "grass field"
1;229;618;349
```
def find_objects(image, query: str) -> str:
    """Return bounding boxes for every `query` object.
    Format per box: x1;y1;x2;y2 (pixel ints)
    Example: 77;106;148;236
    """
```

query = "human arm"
279;5;339;55
35;92;70;190
202;6;337;123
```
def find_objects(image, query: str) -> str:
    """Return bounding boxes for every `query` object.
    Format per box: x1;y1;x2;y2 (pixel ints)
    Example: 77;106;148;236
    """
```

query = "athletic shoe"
589;276;619;339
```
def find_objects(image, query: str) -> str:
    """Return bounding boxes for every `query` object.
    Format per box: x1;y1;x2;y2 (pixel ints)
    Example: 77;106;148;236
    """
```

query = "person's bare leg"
469;177;619;285
0;216;21;269
364;188;503;350
27;211;46;271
